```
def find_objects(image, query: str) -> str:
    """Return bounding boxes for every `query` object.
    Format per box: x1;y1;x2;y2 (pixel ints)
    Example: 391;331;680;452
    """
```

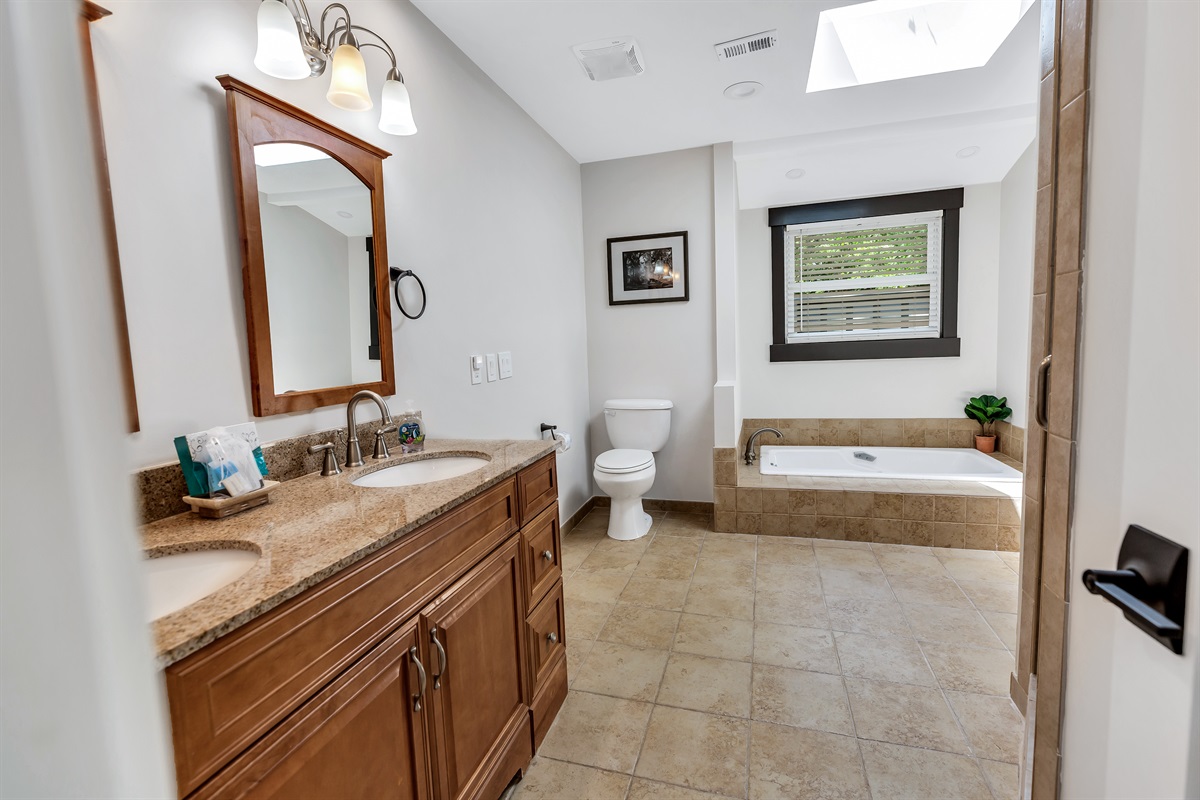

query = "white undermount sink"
352;456;489;488
142;548;260;621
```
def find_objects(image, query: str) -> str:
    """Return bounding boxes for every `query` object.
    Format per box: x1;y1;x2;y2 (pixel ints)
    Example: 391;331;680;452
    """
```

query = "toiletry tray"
183;480;280;519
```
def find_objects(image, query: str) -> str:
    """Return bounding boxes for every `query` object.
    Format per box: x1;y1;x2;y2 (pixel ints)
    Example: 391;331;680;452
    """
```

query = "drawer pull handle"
410;646;427;712
546;631;558;644
542;550;554;562
430;626;447;690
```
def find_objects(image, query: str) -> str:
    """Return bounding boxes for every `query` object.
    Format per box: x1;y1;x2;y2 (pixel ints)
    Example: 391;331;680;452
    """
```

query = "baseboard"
560;497;598;536
566;496;714;529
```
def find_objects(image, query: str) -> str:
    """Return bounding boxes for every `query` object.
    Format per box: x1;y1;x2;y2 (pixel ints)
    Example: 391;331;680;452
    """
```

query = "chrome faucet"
344;390;393;467
744;427;783;466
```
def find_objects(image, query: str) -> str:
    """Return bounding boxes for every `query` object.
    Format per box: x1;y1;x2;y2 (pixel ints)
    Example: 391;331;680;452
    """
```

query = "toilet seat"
594;448;654;474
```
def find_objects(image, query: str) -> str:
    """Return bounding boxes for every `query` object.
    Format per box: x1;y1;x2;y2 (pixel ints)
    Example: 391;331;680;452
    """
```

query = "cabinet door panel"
425;537;530;800
193;621;431;800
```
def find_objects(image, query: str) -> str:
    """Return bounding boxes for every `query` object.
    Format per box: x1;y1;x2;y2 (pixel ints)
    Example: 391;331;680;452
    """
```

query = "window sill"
769;337;961;362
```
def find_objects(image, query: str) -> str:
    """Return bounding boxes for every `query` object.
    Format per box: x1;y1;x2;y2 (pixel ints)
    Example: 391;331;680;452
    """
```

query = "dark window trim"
770;188;964;363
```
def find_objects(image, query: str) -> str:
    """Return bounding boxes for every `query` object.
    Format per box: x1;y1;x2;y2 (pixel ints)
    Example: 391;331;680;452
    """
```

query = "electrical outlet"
498;351;513;379
485;353;499;382
469;355;483;385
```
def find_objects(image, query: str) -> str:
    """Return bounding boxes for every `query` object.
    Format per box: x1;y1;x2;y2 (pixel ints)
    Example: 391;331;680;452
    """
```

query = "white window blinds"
784;211;943;344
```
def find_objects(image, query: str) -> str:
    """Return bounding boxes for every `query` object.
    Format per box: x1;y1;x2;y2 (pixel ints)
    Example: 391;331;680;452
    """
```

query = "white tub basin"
142;548;260;621
353;456;489;488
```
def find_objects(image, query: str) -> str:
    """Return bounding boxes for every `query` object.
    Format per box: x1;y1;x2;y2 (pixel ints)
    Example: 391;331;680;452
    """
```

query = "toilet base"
606;502;652;541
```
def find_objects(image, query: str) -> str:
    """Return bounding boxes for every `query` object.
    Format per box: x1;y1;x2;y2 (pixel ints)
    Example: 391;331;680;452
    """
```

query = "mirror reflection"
254;143;382;394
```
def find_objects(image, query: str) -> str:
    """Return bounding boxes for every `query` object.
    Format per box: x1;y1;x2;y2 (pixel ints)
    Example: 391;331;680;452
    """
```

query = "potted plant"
965;394;1012;453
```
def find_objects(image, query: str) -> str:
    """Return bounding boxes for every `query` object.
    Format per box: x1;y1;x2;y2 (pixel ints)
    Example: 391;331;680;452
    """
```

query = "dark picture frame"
607;231;689;306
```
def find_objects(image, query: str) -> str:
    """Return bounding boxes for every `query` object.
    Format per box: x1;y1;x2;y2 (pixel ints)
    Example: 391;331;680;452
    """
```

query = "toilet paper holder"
540;423;557;438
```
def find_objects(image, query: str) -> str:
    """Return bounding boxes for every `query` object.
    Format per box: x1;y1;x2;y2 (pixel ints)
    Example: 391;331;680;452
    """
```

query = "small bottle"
398;401;425;454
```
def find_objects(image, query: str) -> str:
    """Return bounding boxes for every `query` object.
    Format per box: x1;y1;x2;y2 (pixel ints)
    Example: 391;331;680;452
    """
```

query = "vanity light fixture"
253;0;417;135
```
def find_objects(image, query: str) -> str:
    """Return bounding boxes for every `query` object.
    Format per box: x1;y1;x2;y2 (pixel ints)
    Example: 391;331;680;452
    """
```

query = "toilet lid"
595;449;654;474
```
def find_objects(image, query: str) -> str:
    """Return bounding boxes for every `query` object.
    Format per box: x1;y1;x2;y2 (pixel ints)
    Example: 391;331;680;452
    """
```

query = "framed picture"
607;231;689;306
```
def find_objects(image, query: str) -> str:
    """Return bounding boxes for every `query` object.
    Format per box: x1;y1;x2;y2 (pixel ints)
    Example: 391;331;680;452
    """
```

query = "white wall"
0;1;173;794
737;184;1003;420
346;235;379;385
997;142;1037;427
1062;1;1200;797
95;0;593;517
581;147;715;502
261;201;354;392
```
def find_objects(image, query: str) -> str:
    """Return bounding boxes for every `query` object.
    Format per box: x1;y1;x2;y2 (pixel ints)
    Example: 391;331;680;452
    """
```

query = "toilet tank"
603;399;673;451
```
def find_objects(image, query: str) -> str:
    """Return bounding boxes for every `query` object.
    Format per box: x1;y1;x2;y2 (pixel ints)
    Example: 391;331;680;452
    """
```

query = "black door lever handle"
1080;525;1188;655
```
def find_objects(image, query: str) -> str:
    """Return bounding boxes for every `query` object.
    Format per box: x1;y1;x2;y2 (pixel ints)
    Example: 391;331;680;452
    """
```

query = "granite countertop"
142;438;557;668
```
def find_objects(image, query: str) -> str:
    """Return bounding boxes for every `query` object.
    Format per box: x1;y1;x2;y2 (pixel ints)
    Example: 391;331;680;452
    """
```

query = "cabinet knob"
546;631;558;644
542;549;554;562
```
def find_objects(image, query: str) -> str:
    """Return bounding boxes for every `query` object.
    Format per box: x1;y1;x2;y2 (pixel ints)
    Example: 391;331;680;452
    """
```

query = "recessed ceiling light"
724;81;763;100
337;210;354;218
956;146;982;159
785;168;806;179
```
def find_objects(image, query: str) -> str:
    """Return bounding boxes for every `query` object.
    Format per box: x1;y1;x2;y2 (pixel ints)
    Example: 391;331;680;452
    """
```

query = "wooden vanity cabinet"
169;454;563;800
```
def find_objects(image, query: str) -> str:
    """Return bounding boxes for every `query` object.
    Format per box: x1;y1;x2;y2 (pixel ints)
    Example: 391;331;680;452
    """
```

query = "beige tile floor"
511;509;1023;800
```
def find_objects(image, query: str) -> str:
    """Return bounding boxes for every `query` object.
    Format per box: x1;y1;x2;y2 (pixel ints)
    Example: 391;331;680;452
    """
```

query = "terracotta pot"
975;434;997;454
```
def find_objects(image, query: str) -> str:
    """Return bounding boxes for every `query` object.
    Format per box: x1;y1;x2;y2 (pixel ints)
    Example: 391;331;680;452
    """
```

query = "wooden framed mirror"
217;75;395;416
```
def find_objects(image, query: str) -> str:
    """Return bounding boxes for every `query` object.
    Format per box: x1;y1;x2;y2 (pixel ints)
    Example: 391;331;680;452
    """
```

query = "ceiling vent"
714;30;778;60
572;37;645;82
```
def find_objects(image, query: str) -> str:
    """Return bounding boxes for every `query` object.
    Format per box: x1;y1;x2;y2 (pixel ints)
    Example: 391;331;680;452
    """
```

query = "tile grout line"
874;542;1008;795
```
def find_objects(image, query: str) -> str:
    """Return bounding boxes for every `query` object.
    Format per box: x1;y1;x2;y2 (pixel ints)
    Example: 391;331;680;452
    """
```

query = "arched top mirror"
218;75;395;416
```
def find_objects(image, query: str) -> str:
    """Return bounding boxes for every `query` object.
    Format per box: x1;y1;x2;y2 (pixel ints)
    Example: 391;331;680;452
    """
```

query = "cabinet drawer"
525;581;565;697
516;454;557;526
519;503;561;608
167;478;517;797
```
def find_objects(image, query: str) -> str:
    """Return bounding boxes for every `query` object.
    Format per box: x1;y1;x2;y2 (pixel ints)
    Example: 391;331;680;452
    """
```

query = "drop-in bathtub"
759;445;1022;483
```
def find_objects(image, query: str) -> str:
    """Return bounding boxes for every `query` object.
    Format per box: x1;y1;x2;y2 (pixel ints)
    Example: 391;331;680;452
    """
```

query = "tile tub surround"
512;511;1021;800
134;412;423;525
739;418;1026;465
713;452;1023;552
141;437;554;666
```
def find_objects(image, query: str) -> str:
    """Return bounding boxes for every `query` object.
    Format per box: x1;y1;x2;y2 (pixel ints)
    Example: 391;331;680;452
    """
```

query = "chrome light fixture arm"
255;0;418;133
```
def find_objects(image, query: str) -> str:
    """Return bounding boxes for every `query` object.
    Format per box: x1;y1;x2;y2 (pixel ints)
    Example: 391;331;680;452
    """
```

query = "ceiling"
413;1;1040;168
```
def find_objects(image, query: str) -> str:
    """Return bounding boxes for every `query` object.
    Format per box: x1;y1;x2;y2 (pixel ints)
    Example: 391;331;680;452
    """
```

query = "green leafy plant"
965;394;1013;436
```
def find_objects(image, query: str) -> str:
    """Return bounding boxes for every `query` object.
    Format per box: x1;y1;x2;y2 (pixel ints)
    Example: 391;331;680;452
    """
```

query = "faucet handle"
373;426;397;460
308;442;342;477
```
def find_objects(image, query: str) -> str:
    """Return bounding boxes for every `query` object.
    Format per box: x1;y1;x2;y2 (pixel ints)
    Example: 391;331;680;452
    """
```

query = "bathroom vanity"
144;441;564;800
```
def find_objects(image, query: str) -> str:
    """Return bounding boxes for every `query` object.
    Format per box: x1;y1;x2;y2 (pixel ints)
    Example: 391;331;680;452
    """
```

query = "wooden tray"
183;480;280;519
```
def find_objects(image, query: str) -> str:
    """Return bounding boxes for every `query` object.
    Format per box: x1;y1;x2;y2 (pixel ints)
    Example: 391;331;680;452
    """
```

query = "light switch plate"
498;351;513;379
485;353;499;382
469;355;483;385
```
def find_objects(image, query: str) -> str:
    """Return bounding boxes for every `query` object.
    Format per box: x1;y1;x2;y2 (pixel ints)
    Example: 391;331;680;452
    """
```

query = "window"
769;188;962;362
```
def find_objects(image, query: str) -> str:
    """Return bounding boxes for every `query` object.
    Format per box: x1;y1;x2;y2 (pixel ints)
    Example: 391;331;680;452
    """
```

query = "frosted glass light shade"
378;79;417;135
326;44;373;111
254;0;309;80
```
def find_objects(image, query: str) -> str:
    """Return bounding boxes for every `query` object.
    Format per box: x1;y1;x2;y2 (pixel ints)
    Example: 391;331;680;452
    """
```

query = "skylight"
807;0;1035;93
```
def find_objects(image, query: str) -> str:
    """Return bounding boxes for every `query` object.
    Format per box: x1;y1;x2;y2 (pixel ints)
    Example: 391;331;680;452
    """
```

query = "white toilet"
593;399;673;541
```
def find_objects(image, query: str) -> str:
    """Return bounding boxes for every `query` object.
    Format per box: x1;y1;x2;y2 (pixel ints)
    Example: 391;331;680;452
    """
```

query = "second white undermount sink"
142;548;260;621
352;456;489;488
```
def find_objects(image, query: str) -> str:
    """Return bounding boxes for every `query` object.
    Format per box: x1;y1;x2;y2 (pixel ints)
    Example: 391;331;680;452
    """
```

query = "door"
1057;2;1199;798
193;620;432;800
422;537;530;800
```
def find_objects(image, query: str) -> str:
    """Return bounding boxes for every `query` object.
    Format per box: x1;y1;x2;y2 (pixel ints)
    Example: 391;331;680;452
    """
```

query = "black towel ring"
389;267;427;320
